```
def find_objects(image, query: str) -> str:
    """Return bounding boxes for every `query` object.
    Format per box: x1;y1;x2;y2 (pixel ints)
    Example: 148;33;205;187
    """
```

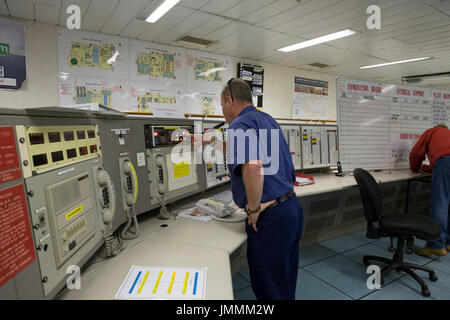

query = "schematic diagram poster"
292;77;329;120
130;39;186;87
0;184;36;287
130;81;184;116
185;91;222;116
185;50;232;115
59;76;129;110
57;27;130;80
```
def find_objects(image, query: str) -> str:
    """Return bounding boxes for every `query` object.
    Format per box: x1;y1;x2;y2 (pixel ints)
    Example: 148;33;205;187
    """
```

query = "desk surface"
57;236;233;300
59;169;426;300
294;169;428;197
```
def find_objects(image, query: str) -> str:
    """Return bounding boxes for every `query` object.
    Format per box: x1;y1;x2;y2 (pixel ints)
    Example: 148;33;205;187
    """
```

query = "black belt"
267;189;295;210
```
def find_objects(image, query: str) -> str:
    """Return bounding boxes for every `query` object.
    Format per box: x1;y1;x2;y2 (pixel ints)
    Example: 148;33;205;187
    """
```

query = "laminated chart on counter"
115;266;207;300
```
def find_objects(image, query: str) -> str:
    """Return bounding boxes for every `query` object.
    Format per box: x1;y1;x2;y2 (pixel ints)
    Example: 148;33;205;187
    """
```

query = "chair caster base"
430;273;438;282
422;287;431;297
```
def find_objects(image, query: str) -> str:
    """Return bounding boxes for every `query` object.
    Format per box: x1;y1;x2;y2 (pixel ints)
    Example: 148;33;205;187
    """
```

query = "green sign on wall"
0;43;10;55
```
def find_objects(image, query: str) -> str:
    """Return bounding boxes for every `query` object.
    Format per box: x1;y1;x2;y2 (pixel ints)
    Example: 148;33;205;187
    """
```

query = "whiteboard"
338;78;450;172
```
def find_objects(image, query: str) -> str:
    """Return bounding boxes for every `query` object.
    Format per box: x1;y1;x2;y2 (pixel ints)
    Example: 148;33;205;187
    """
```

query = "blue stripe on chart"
193;272;199;295
129;271;142;294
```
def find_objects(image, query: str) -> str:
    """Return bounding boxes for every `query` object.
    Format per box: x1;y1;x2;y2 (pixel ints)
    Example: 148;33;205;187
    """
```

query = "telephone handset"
196;199;236;218
122;160;138;206
96;168;116;226
155;155;168;195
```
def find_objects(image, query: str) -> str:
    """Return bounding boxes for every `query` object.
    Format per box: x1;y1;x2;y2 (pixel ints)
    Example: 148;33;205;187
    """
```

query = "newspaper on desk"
178;190;246;221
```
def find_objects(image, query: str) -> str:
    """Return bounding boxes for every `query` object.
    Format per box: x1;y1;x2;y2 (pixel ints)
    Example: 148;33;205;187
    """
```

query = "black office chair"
353;168;440;297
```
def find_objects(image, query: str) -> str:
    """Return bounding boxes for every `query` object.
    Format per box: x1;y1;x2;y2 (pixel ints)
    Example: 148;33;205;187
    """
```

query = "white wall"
0;17;337;120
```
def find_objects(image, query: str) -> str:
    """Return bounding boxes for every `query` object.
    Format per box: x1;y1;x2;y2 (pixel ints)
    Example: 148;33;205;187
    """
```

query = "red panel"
0;184;36;287
0;169;22;184
0;127;20;173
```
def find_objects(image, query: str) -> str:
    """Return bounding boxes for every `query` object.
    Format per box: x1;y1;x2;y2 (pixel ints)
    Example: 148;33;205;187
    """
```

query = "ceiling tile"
187;16;229;38
199;0;241;15
6;0;34;20
138;5;193;41
221;0;277;20
35;0;61;25
179;0;211;10
0;0;9;15
83;0;119;32
154;10;212;43
101;0;151;35
241;0;301;25
119;19;150;38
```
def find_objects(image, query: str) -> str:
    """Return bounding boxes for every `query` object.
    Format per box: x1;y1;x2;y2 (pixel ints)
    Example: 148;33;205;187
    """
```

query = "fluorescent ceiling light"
360;57;431;69
146;0;181;23
278;29;356;52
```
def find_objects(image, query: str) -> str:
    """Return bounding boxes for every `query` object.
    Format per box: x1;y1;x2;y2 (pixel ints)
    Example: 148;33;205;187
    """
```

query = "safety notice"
0;126;20;173
0;184;36;287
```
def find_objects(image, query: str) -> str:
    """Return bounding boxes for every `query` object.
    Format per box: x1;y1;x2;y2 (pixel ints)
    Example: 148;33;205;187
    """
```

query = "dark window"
89;145;97;153
64;131;74;141
48;132;61;143
77;131;86;140
32;153;48;166
87;130;96;138
29;133;45;145
66;148;77;159
51;151;64;162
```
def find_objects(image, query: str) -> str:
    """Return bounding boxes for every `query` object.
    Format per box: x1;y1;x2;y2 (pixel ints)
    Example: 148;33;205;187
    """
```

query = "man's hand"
248;200;276;232
189;133;215;146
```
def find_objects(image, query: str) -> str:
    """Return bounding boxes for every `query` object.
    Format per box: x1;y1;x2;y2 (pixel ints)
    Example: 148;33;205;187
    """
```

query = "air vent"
176;36;216;47
307;62;330;69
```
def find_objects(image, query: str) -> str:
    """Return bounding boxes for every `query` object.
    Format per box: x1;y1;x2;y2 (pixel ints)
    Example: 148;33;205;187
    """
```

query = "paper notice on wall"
136;152;146;167
173;161;190;179
292;77;328;120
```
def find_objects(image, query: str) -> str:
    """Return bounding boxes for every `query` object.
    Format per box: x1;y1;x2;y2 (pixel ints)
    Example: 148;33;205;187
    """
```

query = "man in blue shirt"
220;78;304;300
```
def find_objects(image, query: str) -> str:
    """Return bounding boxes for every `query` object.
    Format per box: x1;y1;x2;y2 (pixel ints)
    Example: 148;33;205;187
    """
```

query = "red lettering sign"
371;86;381;93
0;184;36;287
443;94;450;100
434;92;442;99
348;83;369;91
0;127;20;174
413;90;424;97
397;88;411;96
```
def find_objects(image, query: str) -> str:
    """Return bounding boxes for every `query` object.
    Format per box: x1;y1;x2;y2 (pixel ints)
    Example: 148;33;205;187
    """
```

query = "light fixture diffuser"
146;0;181;23
360;57;431;69
278;29;356;52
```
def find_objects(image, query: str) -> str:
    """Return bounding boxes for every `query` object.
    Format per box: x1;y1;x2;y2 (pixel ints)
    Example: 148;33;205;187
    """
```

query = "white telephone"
196;199;236;218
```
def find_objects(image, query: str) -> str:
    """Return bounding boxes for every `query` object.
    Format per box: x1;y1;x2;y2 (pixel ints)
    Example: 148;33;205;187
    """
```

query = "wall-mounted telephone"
94;166;124;257
96;167;116;226
122;159;138;206
119;158;139;240
155;155;168;195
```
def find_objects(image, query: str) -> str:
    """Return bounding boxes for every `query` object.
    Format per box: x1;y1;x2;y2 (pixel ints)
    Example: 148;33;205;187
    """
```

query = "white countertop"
58;168;427;300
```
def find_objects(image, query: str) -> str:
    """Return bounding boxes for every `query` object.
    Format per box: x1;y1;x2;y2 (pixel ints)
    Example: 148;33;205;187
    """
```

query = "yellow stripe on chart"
168;272;176;294
137;271;149;294
182;272;189;294
153;271;163;294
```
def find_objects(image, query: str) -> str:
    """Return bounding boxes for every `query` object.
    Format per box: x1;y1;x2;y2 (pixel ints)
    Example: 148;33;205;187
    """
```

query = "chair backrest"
353;168;383;223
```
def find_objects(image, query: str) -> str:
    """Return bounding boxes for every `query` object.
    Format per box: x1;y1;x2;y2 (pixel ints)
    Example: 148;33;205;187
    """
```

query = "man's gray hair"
221;78;253;103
